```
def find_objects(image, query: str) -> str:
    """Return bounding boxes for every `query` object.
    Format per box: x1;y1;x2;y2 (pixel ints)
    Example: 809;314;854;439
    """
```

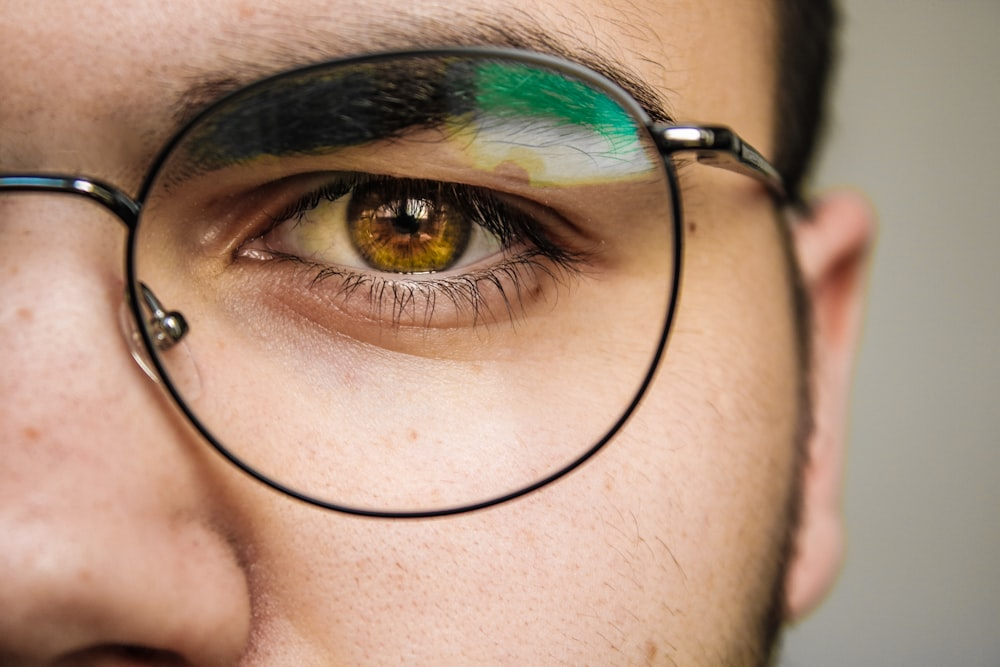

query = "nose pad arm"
119;287;202;400
139;283;189;351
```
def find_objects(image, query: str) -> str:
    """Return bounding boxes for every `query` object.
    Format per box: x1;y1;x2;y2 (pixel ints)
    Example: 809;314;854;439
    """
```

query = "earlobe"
784;190;875;621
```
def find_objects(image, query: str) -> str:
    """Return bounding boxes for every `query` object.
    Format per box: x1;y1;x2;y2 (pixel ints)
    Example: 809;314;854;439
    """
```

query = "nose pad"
120;296;159;382
119;288;203;400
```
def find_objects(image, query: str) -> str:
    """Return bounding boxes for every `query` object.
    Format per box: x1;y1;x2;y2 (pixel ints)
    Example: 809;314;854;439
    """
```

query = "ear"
784;190;875;621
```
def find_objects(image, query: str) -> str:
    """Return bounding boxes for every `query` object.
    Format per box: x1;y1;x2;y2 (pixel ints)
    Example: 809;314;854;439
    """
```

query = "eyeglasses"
0;48;785;517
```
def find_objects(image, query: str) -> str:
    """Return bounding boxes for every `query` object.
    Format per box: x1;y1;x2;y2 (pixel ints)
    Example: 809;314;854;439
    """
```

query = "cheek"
582;190;803;640
213;189;802;663
662;205;803;505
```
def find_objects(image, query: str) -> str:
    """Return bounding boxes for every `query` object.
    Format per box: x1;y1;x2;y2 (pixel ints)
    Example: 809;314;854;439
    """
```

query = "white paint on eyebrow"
452;116;656;185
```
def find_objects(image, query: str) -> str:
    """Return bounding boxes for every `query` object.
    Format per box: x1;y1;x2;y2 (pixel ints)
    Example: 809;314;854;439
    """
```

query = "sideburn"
758;204;816;665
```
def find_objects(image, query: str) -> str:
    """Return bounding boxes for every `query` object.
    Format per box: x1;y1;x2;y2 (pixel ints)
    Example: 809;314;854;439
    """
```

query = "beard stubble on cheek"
750;382;811;667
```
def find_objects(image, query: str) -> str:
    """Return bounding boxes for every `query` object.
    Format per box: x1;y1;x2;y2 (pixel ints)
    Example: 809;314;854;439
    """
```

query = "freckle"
645;639;658;661
687;221;697;233
407;429;418;442
22;426;40;441
16;307;32;321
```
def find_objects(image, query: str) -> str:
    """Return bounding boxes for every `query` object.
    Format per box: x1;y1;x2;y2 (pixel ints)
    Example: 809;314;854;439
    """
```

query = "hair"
744;3;840;660
773;0;840;203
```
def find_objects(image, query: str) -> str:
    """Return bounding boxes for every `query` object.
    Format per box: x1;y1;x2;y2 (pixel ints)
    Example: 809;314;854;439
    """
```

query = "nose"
0;194;250;665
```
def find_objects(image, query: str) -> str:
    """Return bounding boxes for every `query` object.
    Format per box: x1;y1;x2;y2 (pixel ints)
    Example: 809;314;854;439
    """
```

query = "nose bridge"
0;185;141;443
0;177;252;664
0;176;176;382
0;180;137;376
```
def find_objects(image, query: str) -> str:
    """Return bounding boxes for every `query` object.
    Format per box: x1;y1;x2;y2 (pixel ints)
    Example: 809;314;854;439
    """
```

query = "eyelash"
240;174;590;329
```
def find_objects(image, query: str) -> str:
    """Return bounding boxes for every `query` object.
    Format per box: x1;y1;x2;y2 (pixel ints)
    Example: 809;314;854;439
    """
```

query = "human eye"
234;172;588;333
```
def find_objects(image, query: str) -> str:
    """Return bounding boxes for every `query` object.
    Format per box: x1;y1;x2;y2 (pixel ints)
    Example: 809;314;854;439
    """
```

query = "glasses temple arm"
651;125;788;202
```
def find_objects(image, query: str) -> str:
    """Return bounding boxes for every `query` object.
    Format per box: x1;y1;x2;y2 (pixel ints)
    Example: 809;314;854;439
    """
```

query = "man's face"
0;0;864;664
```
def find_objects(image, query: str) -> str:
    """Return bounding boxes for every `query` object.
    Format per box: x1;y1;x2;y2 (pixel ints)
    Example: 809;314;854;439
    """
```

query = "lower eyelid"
221;251;581;355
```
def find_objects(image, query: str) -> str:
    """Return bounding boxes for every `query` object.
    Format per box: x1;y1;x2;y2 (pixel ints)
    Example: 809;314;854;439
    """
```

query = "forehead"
2;0;774;183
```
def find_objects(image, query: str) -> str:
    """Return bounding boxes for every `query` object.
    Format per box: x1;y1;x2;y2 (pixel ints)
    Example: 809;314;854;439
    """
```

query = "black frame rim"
126;47;685;518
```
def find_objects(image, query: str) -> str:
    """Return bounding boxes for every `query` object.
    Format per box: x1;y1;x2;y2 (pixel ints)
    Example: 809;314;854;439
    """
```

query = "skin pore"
0;1;871;665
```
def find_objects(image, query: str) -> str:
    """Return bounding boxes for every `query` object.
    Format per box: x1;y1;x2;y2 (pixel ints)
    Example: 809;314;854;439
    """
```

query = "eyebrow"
171;12;675;135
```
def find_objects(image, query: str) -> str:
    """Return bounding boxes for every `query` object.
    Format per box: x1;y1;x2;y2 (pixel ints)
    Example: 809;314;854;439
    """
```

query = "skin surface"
0;0;871;664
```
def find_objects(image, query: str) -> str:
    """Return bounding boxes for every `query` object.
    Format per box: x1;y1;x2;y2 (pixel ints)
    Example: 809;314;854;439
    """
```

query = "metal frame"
0;47;787;518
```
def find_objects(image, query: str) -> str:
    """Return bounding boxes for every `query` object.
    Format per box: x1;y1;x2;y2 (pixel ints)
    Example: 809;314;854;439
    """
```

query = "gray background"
780;1;1000;665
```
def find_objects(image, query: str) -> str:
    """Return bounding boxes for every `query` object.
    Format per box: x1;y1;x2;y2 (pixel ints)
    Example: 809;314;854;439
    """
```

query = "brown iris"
347;181;471;273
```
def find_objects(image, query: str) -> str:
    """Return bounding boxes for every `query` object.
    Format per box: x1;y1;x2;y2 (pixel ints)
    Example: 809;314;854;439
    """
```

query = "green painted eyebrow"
172;55;648;176
474;60;642;145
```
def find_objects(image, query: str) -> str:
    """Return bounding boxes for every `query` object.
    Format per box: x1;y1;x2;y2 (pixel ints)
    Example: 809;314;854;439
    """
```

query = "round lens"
130;50;680;516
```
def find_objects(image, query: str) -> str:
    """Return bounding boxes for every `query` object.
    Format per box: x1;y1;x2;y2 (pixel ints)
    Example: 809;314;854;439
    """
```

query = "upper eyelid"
163;141;601;218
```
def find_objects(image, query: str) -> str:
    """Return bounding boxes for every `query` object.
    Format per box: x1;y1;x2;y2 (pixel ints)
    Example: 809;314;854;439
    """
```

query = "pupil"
390;201;426;235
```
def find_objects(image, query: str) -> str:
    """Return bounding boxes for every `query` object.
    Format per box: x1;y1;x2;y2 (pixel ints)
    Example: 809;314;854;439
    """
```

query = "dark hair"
748;4;840;655
773;0;839;202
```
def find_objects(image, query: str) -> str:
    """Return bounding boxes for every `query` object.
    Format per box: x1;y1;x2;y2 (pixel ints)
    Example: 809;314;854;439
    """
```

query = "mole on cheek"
645;639;659;661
